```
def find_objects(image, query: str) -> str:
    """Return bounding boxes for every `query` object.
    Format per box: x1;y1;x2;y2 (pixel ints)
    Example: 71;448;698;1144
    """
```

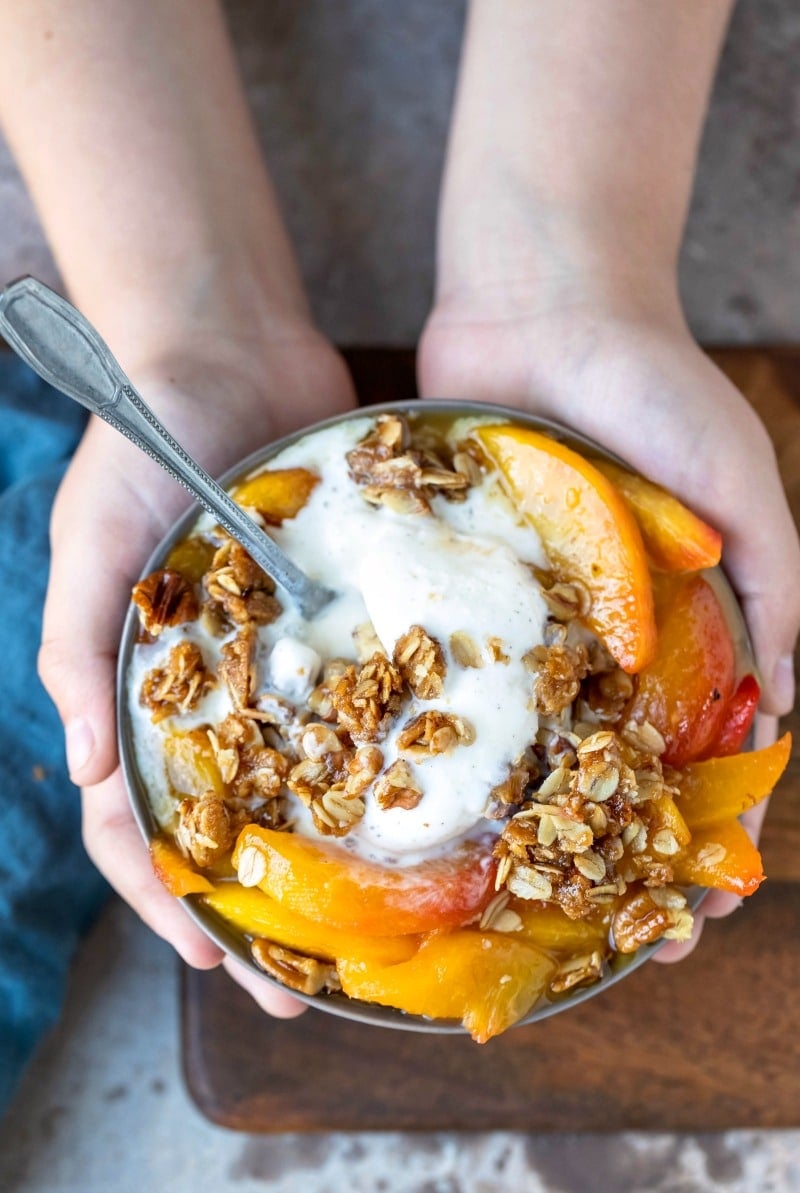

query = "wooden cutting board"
182;347;800;1131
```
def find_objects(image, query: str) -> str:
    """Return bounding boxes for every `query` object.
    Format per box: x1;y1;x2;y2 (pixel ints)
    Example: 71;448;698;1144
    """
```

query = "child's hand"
39;328;355;1015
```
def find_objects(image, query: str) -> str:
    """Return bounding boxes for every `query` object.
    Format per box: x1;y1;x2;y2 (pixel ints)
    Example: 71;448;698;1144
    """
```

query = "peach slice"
703;674;760;759
675;733;791;830
202;883;419;966
515;902;613;953
165;536;217;584
232;467;319;524
337;929;556;1043
164;727;226;798
232;825;497;936
591;458;722;572
150;837;214;897
475;425;656;672
625;573;736;766
671;819;764;897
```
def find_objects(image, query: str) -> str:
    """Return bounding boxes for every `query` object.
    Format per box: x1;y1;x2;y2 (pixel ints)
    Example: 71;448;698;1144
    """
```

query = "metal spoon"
0;276;334;617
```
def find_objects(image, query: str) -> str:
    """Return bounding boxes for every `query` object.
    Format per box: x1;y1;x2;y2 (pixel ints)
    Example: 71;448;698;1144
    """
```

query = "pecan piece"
526;642;590;715
251;941;338;995
132;569;198;636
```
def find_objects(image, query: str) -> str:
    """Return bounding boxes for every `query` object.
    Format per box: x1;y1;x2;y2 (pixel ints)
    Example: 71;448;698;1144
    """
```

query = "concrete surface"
2;2;800;1189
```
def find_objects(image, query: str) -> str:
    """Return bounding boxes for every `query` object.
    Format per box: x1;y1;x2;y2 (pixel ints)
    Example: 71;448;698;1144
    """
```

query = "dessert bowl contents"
123;404;791;1042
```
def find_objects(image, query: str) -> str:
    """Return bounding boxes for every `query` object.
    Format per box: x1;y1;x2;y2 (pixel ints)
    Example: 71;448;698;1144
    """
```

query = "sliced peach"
165;536;216;583
671;819;764;897
475;425;655;672
675;733;791;830
164;727;226;798
514;902;612;953
337;929;556;1043
626;573;736;766
644;793;692;849
232;467;319;524
202;883;419;966
703;674;761;759
232;825;497;936
150;837;214;896
591;458;722;572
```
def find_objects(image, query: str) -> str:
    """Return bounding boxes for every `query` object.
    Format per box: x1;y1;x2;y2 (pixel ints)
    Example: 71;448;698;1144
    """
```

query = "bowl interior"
118;399;751;1032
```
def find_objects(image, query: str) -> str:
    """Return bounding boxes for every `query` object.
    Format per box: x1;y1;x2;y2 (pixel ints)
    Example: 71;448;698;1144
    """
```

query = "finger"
81;769;224;969
40;432;167;787
222;957;308;1019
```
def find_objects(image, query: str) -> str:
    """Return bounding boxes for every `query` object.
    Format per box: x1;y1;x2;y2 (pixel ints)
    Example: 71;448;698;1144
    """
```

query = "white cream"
129;415;550;865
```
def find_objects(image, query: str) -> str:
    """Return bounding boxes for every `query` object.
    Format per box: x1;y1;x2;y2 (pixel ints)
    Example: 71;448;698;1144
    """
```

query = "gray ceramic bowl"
118;400;751;1032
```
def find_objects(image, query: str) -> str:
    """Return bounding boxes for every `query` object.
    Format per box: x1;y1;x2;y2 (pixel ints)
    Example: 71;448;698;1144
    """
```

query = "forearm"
438;0;733;309
0;0;308;371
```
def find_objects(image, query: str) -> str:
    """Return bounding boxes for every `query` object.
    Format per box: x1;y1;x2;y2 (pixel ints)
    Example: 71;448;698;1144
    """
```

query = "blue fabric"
0;355;109;1114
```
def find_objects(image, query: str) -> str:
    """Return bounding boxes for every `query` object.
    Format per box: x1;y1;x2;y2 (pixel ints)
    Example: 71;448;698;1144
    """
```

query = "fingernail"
66;719;94;778
772;655;796;712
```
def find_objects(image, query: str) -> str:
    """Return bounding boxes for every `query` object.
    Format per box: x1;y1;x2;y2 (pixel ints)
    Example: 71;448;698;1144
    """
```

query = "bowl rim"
117;397;748;1032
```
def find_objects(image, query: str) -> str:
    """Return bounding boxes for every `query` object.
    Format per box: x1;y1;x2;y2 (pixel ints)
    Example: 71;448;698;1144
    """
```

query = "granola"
140;641;214;723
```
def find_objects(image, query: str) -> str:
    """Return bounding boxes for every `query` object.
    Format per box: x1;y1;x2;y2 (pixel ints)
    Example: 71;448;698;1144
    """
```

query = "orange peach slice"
515;902;612;953
591;458;722;572
337;929;556;1043
164;728;226;798
232;825;497;936
150;837;214;897
671;819;764;897
675;733;791;830
475;425;656;672
202;883;419;966
232;467;319;524
165;536;217;584
626;573;736;766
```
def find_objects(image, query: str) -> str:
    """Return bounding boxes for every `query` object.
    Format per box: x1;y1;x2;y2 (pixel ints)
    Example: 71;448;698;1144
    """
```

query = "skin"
0;0;796;1009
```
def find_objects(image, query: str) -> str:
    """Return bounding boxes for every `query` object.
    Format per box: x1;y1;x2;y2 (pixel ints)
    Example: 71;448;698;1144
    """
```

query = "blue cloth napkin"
0;354;109;1114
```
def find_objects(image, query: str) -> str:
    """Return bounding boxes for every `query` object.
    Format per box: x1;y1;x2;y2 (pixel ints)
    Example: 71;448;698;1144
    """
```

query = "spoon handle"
0;277;332;616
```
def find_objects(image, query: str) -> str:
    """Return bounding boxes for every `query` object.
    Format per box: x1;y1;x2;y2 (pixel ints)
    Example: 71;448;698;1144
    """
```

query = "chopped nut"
374;759;423;811
301;723;344;761
663;907;694;942
140;641;214;723
612;890;671;953
218;624;258;709
251;940;337;995
362;485;431;516
484;765;531;819
332;653;405;742
394;625;446;699
449;630;484;669
132;569;199;636
397;709;474;760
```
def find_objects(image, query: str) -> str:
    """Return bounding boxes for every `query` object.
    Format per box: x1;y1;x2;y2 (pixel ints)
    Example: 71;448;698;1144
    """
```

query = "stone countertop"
0;898;799;1193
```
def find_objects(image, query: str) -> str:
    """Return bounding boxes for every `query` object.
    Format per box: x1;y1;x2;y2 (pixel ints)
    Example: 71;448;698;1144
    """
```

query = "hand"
419;283;800;959
39;323;356;1016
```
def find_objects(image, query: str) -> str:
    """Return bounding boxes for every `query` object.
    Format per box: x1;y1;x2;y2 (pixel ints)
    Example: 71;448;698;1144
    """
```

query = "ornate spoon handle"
0;277;334;617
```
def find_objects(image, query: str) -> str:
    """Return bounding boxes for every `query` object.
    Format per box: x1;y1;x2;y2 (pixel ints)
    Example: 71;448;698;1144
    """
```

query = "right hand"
39;324;356;1016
